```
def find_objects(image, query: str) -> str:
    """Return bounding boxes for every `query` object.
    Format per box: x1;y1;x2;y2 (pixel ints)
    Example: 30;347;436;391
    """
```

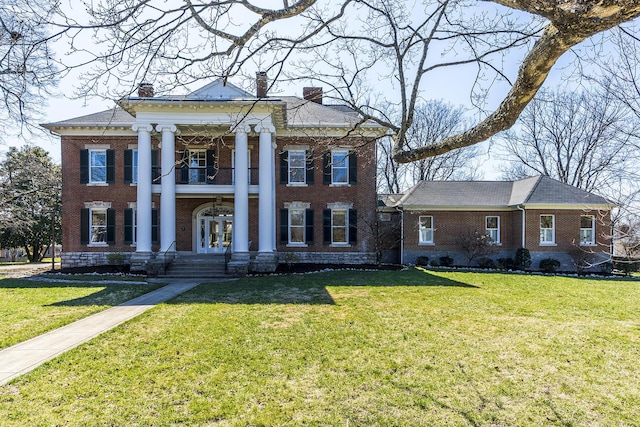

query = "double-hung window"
580;215;595;245
280;205;314;245
131;151;138;184
331;150;349;185
419;216;434;244
540;215;555;245
288;150;306;184
90;150;107;183
189;150;207;183
486;216;500;244
323;206;356;245
81;205;114;245
90;209;108;243
331;209;348;244
289;208;306;244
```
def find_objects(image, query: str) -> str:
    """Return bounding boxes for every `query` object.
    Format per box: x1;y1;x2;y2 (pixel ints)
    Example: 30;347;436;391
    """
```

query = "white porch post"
132;123;153;254
233;123;251;254
256;122;276;253
157;124;177;254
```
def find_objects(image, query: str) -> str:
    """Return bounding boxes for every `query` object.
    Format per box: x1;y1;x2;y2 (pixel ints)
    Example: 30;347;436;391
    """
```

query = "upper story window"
419;215;434;244
80;148;115;185
180;149;216;184
189;150;207;183
289;150;306;184
540;215;555;245
580;215;595;245
323;150;357;185
125;149;159;185
486;216;500;244
280;148;314;185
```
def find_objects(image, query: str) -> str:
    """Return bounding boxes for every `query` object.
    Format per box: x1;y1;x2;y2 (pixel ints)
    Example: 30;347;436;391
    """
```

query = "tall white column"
233;123;251;254
256;122;276;253
132;123;153;253
157;124;177;254
271;137;277;251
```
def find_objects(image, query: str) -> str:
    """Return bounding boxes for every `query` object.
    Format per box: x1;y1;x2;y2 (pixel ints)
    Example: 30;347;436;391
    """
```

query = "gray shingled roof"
42;108;134;128
398;176;612;208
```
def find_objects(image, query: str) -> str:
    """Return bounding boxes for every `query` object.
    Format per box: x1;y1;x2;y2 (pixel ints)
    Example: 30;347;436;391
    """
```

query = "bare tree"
496;87;639;197
8;0;640;160
0;1;58;139
378;100;481;193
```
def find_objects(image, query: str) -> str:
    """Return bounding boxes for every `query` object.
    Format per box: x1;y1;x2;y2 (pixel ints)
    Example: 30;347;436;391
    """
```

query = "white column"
132;123;153;253
233;123;251;253
157;124;177;253
256;122;276;253
271;137;277;251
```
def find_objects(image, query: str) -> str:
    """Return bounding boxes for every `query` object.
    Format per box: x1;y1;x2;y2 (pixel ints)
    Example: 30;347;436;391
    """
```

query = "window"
419;216;434;244
323;150;357;185
580;215;595;245
486;216;500;243
90;150;107;183
331;150;349;184
81;149;114;184
189;150;207;183
124;208;137;244
280;206;314;245
80;206;115;245
90;209;108;243
323;208;357;245
540;215;555;244
288;150;306;184
289;209;306;243
125;149;158;184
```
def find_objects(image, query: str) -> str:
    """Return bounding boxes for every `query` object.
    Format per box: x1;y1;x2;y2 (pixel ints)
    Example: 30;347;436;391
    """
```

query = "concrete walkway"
0;280;203;386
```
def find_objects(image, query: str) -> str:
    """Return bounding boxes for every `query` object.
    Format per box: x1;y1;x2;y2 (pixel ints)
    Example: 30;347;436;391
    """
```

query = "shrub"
476;257;496;269
497;257;515;270
106;252;126;265
514;248;531;270
439;255;454;267
416;256;430;266
429;259;440;267
539;258;561;273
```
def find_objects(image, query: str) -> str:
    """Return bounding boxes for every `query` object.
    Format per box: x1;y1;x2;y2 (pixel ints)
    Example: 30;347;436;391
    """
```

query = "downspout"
517;205;526;248
400;207;404;265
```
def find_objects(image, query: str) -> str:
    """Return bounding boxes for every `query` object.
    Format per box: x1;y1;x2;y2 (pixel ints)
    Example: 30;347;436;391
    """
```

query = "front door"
198;216;233;254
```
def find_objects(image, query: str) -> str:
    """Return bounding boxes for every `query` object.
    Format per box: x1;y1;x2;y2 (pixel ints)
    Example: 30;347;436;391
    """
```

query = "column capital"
232;122;252;134
132;123;154;133
255;122;275;134
155;124;177;133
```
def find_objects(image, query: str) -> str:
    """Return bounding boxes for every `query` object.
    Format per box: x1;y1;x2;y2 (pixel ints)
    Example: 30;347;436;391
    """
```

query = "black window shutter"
124;150;133;184
322;152;331;185
306;150;315;184
323;209;331;244
349;209;357;244
106;149;115;183
152;208;159;244
206;149;216;184
280;151;288;184
280;209;288;243
179;150;189;184
80;208;89;244
152;149;161;183
106;208;116;244
305;209;314;243
348;152;357;184
80;150;89;184
124;208;133;244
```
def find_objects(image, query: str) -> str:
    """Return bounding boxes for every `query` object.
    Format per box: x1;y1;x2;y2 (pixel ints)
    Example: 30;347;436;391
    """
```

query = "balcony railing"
175;167;259;185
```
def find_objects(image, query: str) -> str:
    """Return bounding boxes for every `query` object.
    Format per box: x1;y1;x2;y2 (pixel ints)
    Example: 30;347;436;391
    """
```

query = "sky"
4;1;607;181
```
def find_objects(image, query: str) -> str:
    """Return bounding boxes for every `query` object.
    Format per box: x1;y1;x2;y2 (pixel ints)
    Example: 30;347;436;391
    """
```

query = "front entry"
196;205;233;254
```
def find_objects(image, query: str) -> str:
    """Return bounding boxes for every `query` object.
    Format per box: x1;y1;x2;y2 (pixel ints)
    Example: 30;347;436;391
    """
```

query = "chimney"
256;71;268;98
303;87;323;104
138;83;154;98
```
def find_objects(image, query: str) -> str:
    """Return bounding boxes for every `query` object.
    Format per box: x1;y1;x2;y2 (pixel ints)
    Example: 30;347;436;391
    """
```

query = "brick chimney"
256;72;268;98
138;83;154;97
303;87;323;104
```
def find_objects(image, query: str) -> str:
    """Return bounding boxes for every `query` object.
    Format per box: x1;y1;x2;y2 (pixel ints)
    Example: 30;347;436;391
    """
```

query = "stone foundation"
277;251;377;265
61;251;133;269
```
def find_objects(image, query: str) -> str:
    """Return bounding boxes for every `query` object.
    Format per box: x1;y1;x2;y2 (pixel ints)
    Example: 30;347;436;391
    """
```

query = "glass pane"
581;216;593;228
290;227;304;243
289;167;305;183
290;210;305;226
486;216;498;229
333;227;347;243
333;211;346;227
580;230;593;244
540;216;553;228
91;167;106;182
421;229;433;243
91;211;107;243
91;151;106;167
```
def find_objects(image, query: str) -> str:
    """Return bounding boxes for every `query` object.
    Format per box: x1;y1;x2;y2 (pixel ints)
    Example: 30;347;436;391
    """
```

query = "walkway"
0;280;204;386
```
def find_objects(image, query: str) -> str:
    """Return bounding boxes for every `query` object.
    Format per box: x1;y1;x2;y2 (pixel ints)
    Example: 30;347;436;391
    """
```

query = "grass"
0;277;163;349
1;268;640;425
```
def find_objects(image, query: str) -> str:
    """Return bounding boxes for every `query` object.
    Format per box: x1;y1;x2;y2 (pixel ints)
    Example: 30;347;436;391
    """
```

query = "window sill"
87;243;108;247
418;242;435;246
330;243;351;248
87;182;109;187
329;183;351;188
579;243;597;247
539;243;557;247
287;243;308;248
129;183;137;187
287;183;308;187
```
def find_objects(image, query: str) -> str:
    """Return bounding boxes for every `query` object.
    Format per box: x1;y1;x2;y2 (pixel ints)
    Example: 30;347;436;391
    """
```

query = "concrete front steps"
160;254;232;278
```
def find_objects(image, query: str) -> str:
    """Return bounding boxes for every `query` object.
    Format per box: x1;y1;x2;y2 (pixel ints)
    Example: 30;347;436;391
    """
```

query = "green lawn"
1;268;640;426
0;278;163;349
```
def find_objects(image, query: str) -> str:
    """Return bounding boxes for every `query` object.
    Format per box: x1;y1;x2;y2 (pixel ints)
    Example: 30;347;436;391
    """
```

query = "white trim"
539;214;555;245
579;215;596;246
485;215;500;244
418;215;434;245
84;144;111;150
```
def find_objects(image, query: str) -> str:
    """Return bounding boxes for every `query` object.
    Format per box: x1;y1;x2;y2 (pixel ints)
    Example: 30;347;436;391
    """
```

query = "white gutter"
517;205;526;248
